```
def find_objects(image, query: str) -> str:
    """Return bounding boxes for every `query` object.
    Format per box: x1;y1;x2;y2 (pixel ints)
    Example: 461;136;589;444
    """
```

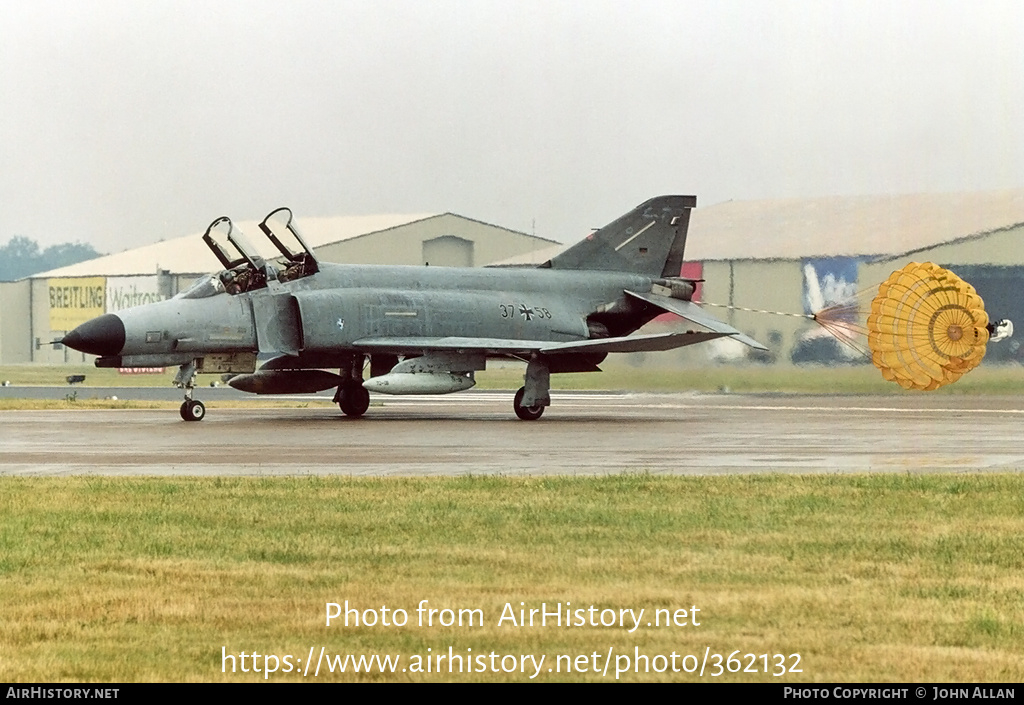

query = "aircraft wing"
539;331;728;353
625;291;768;350
352;331;729;356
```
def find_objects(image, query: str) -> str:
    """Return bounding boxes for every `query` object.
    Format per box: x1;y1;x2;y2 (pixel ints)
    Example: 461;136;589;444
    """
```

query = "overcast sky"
2;0;1022;252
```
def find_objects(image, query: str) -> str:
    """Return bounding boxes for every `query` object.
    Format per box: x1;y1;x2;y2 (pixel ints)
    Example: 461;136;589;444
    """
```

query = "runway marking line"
4;398;1024;416
655;404;1024;415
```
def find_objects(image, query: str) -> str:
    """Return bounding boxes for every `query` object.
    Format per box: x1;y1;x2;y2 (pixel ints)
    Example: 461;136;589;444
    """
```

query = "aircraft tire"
513;386;544;421
339;384;370;418
181;399;206;422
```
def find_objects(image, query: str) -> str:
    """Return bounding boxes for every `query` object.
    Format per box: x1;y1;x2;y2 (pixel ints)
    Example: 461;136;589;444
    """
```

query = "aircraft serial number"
499;304;553;321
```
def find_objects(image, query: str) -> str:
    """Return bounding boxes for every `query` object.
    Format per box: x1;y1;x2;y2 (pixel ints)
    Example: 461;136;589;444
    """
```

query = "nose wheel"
180;399;206;422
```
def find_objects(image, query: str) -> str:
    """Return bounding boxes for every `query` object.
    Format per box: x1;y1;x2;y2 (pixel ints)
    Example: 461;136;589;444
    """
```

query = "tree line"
0;236;102;282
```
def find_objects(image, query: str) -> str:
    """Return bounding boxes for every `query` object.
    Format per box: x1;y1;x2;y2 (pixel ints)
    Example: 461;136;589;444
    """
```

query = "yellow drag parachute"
866;262;989;390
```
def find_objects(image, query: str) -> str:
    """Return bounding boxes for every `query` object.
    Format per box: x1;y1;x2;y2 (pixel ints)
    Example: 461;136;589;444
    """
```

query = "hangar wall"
0;280;31;364
681;259;810;366
314;214;551;267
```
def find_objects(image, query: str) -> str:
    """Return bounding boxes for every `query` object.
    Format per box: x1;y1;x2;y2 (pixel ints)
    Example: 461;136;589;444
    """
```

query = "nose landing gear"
174;360;206;422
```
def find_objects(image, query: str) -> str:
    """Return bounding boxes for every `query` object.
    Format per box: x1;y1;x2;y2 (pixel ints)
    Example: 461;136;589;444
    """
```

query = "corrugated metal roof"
34;212;439;278
686;189;1024;260
489;189;1024;265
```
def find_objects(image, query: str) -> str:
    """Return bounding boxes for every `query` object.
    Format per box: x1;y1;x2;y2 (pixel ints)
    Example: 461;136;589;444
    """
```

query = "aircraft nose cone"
62;314;126;356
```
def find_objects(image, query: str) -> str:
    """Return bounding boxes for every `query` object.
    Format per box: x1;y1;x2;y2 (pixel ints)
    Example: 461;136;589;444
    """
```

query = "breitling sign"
48;277;106;330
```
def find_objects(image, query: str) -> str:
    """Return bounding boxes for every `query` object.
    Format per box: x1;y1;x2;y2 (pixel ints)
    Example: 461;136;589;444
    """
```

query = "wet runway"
2;391;1024;476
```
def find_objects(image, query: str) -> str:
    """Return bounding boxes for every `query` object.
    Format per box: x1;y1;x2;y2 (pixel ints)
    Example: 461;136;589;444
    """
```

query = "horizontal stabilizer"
625;291;768;350
539;331;728;354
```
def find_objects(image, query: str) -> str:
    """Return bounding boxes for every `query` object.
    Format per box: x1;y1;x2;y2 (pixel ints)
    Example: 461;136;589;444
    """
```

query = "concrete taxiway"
2;391;1023;476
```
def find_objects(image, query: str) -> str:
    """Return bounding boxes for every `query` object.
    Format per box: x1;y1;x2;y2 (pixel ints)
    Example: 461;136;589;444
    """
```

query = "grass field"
1;475;1022;682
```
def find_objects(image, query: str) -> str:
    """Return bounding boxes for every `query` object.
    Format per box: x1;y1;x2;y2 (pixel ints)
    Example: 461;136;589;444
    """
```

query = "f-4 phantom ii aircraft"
61;196;766;421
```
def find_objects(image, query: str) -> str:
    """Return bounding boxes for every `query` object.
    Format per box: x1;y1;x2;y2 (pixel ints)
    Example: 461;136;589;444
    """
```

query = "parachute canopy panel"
866;262;989;390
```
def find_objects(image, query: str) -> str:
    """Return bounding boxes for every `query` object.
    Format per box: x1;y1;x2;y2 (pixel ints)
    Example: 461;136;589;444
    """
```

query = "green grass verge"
482;363;1024;395
1;475;1022;682
4;362;1024;397
0;365;179;387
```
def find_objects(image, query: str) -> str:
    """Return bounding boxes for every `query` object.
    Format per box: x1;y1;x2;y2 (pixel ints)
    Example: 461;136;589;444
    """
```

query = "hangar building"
0;211;558;364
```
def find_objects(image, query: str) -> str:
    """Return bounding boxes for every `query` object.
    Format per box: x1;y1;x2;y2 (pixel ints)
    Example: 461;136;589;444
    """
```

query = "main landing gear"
513;356;550;421
334;354;370;418
513;386;544;421
336;382;370;418
175;360;206;422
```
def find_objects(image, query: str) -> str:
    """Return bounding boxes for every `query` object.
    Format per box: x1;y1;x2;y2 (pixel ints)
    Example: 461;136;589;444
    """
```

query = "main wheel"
181;399;206;422
513;386;544;421
338;384;370;418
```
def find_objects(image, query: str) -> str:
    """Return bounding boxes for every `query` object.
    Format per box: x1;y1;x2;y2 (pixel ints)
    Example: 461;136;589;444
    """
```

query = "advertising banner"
48;277;105;330
106;275;167;313
802;257;858;314
795;257;860;363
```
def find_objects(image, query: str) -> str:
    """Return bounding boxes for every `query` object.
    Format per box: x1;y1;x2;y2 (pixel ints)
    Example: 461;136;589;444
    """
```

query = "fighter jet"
61;196;766;421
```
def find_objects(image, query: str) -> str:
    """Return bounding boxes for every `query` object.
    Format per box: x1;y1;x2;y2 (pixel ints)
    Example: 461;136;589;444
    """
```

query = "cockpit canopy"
260;207;319;281
179;209;321;298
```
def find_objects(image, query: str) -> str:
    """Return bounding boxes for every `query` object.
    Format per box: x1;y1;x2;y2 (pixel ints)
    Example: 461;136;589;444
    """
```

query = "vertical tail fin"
546;195;695;277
